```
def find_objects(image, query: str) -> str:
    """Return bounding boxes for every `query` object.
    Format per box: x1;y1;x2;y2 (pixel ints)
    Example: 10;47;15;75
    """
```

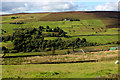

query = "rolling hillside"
1;11;119;44
1;11;120;28
1;11;119;79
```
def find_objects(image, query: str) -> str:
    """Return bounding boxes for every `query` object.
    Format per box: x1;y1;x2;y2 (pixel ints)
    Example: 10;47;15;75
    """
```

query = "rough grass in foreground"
2;60;118;78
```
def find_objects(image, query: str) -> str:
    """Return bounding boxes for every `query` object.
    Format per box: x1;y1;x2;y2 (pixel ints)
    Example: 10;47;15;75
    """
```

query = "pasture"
2;20;119;44
1;11;119;79
2;60;118;78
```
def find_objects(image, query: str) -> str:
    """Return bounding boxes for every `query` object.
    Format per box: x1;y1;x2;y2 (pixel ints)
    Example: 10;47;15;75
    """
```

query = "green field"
2;61;118;78
1;11;119;79
2;20;119;44
2;12;119;44
2;20;105;34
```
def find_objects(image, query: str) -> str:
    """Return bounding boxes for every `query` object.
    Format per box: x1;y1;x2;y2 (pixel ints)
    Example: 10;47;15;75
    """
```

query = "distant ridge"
1;12;50;16
1;11;119;28
1;11;119;16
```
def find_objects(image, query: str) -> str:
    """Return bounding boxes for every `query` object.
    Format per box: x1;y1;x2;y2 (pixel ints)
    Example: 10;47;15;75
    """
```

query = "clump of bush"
11;16;18;19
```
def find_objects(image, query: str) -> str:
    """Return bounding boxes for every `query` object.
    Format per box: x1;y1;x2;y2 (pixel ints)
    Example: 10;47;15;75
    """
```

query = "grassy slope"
1;11;119;26
2;60;118;78
2;13;50;23
1;12;119;55
2;20;106;35
2;21;119;50
2;11;119;39
1;12;119;79
2;21;119;44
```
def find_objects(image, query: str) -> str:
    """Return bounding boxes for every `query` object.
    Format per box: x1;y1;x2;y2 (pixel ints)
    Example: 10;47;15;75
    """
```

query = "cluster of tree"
11;16;19;19
12;28;68;52
3;33;104;54
3;36;87;54
39;26;68;37
28;26;67;37
2;26;88;53
45;27;67;37
2;26;68;42
12;30;43;52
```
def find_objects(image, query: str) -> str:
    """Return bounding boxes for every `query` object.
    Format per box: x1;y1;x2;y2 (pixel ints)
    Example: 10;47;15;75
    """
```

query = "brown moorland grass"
2;50;118;65
1;11;119;28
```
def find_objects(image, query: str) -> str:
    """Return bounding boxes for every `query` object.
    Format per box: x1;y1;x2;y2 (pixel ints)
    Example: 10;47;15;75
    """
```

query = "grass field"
2;13;119;45
2;20;106;34
2;20;119;44
1;11;119;79
2;60;118;78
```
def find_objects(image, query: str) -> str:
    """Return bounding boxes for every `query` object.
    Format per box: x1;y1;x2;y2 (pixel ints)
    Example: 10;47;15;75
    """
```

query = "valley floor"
2;50;119;78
